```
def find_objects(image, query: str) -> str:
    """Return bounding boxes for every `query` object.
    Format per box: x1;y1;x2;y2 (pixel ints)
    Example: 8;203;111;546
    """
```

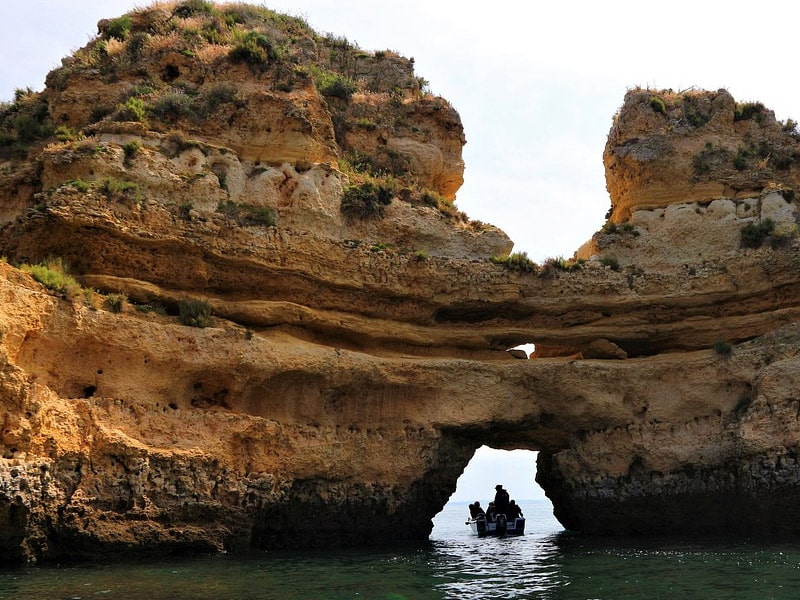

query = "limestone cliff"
2;3;800;563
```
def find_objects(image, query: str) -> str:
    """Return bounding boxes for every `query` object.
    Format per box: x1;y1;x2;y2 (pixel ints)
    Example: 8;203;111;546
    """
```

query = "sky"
3;1;800;503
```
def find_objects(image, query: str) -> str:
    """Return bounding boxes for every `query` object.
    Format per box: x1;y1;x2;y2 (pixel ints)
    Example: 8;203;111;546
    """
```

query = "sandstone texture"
2;3;800;563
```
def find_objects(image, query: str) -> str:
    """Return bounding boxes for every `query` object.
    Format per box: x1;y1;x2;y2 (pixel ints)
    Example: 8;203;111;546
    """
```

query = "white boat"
467;513;526;537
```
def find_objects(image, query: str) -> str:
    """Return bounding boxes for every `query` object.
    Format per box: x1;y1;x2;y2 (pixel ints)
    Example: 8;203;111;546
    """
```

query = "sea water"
3;499;800;599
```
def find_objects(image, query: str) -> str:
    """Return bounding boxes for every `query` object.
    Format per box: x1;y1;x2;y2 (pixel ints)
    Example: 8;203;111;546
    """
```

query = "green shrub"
732;147;750;171
229;31;279;69
178;298;212;327
734;101;766;122
740;218;775;248
600;256;620;271
21;258;81;297
126;32;149;61
217;201;277;227
649;95;666;114
101;178;139;198
242;205;277;226
315;71;358;100
123;140;141;165
55;126;79;142
14;114;49;143
66;179;92;193
539;256;583;278
354;118;377;130
174;0;215;18
201;83;238;114
490;251;536;273
682;95;711;128
150;91;195;123
105;293;127;313
340;182;393;218
135;301;168;316
601;221;639;236
115;97;147;122
413;249;429;261
106;15;132;40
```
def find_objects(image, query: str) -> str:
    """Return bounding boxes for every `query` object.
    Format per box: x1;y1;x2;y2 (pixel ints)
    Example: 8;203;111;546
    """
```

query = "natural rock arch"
2;3;800;562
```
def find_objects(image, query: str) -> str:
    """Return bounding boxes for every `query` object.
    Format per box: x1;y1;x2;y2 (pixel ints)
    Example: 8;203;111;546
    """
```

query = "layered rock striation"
2;3;800;562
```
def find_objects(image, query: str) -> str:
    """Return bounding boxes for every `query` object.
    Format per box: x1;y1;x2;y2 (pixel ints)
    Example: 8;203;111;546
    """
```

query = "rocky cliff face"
2;3;800;563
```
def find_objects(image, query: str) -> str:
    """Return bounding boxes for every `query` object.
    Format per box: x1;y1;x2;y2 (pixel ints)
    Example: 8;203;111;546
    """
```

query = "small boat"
466;513;526;537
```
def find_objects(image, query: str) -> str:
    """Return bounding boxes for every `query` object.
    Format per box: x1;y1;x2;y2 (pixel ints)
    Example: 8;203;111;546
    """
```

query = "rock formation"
2;3;800;562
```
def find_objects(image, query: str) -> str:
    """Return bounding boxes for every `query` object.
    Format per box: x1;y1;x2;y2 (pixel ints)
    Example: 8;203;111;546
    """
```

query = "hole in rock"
83;385;97;398
162;64;180;82
507;343;535;359
431;446;560;539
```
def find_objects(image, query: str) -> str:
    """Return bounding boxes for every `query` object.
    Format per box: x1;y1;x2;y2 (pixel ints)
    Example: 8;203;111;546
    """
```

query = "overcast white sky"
3;0;799;504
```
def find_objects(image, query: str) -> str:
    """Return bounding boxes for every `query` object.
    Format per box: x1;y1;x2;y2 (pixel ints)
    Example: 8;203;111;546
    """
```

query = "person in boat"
485;501;497;521
469;501;485;519
494;484;510;516
507;499;523;520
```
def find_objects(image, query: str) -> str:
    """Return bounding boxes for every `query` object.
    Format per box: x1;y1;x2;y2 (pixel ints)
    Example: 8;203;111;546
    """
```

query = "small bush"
66;179;93;193
123;140;141;165
21;258;81;297
135;301;168;316
413;249;429;261
600;256;620;271
713;339;733;356
316;71;358;100
101;178;139;198
740;218;775;248
734;101;766;123
242;205;277;226
539;256;582;278
340;182;393;218
201;83;238;114
229;31;279;69
174;0;215;18
601;221;640;236
732;147;750;171
178;298;212;327
105;293;127;313
55;126;79;143
490;251;537;274
115;97;147;123
649;95;666;114
149;91;195;123
217;201;277;227
106;15;132;41
682;95;711;128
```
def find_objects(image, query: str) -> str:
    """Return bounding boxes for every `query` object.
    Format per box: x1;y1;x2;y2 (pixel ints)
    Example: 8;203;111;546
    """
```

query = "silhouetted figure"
494;484;510;515
507;499;523;520
485;501;497;521
469;501;485;518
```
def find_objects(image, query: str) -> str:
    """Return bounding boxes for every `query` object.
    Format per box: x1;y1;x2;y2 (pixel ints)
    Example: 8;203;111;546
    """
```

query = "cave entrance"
431;446;560;538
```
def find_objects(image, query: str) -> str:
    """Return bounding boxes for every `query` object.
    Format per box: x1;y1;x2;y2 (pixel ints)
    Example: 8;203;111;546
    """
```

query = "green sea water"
2;500;800;599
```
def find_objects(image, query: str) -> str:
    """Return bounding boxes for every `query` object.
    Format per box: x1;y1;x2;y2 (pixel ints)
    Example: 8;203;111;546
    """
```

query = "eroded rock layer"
2;3;800;562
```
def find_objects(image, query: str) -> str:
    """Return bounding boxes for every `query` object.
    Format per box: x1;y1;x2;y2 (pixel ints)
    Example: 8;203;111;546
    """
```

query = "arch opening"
507;342;535;359
431;445;560;538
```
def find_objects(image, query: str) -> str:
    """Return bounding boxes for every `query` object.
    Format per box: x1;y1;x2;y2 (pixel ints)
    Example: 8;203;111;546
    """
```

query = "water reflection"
4;501;800;599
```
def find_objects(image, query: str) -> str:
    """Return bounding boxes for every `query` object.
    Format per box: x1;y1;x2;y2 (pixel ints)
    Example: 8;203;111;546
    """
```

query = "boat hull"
468;515;525;537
